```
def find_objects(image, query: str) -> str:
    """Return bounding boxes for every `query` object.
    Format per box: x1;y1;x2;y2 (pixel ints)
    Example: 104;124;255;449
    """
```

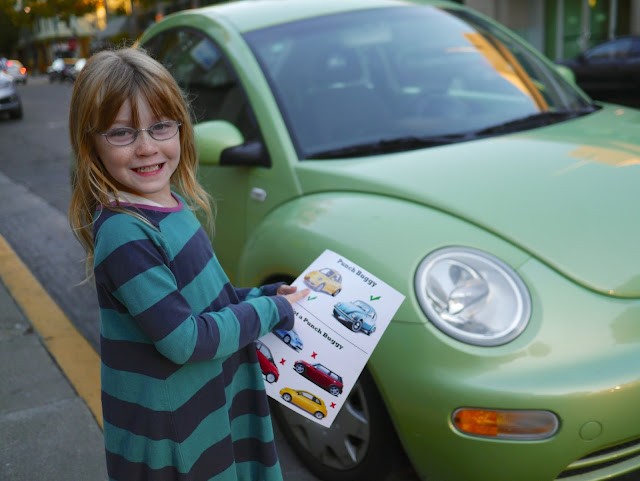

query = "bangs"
91;59;185;131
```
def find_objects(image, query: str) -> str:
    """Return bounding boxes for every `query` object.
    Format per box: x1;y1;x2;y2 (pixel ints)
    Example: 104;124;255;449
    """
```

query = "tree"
23;0;100;24
0;0;23;56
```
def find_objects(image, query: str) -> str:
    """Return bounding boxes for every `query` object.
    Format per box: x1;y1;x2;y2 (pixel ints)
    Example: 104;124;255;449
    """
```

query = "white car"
0;71;22;120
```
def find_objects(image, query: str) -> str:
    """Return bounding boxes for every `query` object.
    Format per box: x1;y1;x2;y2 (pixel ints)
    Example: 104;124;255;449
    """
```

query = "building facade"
13;0;640;74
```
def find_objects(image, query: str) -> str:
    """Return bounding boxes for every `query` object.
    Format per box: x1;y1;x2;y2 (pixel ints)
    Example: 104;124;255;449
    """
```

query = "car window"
142;27;260;141
586;38;632;60
245;5;590;159
315;364;330;375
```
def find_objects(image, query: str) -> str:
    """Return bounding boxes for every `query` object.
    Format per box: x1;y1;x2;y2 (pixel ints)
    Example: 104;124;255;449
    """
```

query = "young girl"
68;47;308;481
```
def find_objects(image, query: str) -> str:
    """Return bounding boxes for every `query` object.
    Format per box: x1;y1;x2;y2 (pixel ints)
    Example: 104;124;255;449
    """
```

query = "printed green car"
139;1;640;480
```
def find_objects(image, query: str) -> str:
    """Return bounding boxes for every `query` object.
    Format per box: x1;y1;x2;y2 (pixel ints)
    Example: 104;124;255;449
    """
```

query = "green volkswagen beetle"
139;1;640;480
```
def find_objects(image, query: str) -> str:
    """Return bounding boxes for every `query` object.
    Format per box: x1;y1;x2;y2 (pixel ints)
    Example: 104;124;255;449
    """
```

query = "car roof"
167;0;456;33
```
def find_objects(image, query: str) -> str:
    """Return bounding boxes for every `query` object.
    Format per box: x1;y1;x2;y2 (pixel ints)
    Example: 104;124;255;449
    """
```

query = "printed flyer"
257;249;405;427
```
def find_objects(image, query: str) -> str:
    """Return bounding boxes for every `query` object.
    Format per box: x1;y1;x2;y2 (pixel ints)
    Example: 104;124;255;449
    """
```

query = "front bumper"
0;89;21;113
370;256;640;481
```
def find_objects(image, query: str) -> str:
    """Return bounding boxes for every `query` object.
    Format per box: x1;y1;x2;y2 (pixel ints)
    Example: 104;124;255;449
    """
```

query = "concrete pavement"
0;234;108;481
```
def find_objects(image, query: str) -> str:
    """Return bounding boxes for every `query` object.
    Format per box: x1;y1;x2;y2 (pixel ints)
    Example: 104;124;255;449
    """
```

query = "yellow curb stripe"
0;234;103;428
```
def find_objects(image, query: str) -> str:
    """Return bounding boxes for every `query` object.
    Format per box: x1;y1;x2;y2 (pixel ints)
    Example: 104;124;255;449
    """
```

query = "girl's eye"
110;128;134;138
152;122;170;132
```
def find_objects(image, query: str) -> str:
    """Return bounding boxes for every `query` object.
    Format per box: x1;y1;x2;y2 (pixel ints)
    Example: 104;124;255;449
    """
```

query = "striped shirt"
93;195;294;480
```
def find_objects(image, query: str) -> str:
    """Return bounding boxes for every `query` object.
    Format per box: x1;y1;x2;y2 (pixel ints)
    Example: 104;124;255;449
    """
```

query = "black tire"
332;288;341;297
282;392;292;402
314;411;325;419
351;318;362;332
328;385;341;396
283;335;291;344
271;368;415;481
9;106;22;120
294;363;305;374
266;373;276;383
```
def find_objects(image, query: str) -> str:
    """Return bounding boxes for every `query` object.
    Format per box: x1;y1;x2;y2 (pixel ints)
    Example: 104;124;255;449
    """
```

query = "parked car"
279;387;327;419
332;299;377;335
303;268;342;297
139;1;640;481
557;35;640;106
0;71;22;120
3;59;27;84
255;340;279;383
293;360;344;396
274;327;304;351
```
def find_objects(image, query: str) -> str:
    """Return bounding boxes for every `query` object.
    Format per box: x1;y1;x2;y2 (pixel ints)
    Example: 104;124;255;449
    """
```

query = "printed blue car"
333;300;377;335
274;328;304;351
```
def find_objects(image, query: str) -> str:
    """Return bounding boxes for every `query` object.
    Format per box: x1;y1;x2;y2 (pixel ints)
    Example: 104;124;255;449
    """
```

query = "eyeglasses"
98;120;182;146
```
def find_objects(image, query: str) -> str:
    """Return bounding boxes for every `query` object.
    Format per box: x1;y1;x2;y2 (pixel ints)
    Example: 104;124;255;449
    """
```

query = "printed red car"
256;340;279;383
293;360;343;396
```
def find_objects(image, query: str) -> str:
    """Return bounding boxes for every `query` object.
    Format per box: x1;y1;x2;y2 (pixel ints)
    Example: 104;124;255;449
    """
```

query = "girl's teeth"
136;164;160;173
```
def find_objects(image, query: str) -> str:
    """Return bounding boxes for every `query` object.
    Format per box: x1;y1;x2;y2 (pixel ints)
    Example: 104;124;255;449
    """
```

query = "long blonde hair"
68;47;213;275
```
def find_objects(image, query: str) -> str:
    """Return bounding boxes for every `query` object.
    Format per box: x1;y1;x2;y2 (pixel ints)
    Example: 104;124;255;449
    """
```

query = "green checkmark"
308;295;317;301
370;295;381;301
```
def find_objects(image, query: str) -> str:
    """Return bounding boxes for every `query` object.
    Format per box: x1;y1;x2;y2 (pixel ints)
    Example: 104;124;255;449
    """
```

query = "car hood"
296;106;640;298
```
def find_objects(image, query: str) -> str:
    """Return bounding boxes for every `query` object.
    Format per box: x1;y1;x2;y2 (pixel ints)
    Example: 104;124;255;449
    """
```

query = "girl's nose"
134;130;158;153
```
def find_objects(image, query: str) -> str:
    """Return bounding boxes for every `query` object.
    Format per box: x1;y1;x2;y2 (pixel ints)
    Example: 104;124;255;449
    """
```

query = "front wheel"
266;373;276;383
294;363;305;374
271;368;417;481
282;392;292;403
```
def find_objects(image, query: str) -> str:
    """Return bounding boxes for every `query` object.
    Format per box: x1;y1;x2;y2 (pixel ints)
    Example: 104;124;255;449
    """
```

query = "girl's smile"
133;162;165;175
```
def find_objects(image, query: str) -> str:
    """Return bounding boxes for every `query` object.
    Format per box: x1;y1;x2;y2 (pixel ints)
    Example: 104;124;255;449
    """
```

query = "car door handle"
250;187;267;202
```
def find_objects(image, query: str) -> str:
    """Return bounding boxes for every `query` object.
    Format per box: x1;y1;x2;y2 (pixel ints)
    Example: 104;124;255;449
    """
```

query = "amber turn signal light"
453;408;559;440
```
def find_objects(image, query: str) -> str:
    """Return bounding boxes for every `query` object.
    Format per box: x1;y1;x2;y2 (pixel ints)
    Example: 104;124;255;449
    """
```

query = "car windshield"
245;6;593;159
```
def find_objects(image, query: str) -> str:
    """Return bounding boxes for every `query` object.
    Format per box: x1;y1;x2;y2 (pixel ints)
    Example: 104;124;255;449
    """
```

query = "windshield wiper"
473;107;597;136
306;107;598;159
308;133;472;159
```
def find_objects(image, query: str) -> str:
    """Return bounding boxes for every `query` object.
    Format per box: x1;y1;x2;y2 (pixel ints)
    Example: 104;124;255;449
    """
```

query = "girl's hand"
278;284;310;305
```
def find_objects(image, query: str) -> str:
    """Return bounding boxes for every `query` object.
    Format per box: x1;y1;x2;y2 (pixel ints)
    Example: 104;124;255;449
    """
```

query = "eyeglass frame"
98;120;182;146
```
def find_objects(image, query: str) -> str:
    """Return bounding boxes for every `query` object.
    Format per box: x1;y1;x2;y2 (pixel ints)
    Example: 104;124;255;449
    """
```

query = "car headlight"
415;247;531;346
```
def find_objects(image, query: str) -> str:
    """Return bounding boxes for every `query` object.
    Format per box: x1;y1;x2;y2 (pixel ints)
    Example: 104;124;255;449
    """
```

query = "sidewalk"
0;252;107;480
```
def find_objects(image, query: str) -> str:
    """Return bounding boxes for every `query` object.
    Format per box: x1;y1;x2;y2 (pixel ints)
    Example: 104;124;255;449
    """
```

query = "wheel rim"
329;386;340;396
275;381;370;470
294;364;305;373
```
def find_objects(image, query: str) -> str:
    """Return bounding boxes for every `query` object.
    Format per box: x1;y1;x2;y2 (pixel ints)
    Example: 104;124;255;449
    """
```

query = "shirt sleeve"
94;220;294;365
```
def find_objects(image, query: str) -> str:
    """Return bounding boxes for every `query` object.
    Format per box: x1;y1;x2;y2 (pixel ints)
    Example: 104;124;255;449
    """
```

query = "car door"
142;24;301;282
309;364;332;388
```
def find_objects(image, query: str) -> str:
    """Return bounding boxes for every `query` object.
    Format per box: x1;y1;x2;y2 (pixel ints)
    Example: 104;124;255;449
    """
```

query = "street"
0;75;322;481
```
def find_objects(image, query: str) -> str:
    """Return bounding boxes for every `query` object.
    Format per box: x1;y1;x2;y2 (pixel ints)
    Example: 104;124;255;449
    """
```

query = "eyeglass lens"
103;121;180;146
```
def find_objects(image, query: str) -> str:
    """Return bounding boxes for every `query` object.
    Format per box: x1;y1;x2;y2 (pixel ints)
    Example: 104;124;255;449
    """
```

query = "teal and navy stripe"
93;197;292;480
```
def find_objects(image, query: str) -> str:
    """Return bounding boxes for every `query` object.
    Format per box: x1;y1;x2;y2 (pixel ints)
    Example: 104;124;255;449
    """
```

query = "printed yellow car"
303;268;342;297
279;387;328;420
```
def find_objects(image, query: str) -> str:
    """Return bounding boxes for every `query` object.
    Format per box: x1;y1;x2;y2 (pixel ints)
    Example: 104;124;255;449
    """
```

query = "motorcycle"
47;58;75;83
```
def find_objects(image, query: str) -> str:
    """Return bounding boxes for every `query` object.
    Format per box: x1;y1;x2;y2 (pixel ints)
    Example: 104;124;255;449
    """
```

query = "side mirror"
554;64;576;85
194;120;270;167
194;120;244;165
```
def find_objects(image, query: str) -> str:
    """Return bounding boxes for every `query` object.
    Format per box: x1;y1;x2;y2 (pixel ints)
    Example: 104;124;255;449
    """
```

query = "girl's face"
94;93;180;206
